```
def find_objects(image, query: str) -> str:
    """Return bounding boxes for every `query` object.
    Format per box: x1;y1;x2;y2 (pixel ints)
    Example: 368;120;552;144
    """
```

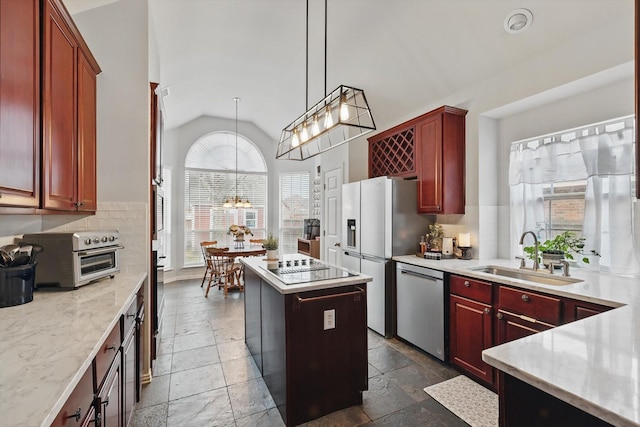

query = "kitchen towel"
423;375;498;427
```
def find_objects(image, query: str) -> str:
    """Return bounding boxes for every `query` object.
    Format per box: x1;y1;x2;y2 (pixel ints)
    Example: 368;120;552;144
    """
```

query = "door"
361;256;387;336
42;0;78;210
341;251;361;273
450;295;494;385
324;167;342;264
0;0;40;208
341;181;360;253
360;177;387;258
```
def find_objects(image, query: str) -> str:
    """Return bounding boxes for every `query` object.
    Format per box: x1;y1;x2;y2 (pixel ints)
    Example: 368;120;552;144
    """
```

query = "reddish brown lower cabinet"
449;294;494;386
51;366;94;427
499;373;613;427
98;352;122;427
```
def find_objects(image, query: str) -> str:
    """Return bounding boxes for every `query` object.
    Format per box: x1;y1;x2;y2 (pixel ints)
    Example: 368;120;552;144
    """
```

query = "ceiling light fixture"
223;97;252;209
504;8;533;34
276;0;375;161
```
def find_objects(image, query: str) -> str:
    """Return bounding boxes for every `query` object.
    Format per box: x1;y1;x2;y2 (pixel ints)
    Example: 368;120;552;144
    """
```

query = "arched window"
184;132;267;266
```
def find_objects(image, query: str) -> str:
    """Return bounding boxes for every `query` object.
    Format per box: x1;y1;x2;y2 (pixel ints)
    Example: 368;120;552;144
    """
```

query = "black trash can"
0;263;37;308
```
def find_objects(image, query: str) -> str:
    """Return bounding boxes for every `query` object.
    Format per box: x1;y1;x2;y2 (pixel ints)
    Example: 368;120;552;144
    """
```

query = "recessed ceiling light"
504;8;533;34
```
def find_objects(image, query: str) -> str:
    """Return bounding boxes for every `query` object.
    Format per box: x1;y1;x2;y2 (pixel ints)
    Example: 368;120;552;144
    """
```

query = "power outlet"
324;309;336;330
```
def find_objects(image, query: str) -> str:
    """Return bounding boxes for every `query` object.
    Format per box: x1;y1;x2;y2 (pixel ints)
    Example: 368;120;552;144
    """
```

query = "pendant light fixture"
223;97;251;208
276;0;375;161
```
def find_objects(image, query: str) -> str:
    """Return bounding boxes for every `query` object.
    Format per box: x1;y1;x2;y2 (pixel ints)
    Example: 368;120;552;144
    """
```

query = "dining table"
206;245;267;292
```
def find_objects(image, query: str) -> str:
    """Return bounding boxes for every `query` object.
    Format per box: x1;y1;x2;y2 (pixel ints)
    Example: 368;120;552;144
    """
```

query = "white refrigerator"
341;176;431;337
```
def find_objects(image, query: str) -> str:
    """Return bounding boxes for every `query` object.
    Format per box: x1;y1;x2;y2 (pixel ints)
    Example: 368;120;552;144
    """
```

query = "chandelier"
223;97;251;208
276;0;375;161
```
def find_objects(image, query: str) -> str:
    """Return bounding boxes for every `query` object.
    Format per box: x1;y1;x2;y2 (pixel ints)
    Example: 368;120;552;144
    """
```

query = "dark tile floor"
131;278;468;427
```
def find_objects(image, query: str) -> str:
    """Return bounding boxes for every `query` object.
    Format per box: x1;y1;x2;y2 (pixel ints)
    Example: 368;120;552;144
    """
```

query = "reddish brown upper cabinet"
0;0;40;208
367;105;467;214
42;0;100;212
416;106;467;214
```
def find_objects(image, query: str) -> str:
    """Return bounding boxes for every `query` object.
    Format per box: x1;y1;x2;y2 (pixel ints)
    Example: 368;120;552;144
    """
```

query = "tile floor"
131;278;469;427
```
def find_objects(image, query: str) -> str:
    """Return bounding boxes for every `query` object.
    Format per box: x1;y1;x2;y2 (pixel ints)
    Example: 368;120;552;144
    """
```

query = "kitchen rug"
423;375;498;427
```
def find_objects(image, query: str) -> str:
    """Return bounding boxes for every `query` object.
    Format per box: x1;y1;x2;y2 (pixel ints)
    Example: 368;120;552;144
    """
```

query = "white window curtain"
509;116;639;276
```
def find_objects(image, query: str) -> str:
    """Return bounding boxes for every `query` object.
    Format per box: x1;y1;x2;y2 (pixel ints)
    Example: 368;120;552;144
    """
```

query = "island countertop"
0;272;146;427
393;255;640;426
240;254;372;294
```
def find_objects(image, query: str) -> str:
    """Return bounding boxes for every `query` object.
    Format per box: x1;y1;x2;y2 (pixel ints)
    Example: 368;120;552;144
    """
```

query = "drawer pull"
105;344;117;351
66;407;82;422
464;281;470;287
520;314;537;323
521;294;530;302
484;307;490;314
126;313;136;319
497;312;504;320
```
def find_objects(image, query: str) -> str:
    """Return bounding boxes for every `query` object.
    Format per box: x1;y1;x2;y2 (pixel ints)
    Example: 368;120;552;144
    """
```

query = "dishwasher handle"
398;264;444;281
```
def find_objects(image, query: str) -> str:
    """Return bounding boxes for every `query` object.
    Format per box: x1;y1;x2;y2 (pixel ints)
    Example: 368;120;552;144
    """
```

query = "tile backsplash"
1;202;148;274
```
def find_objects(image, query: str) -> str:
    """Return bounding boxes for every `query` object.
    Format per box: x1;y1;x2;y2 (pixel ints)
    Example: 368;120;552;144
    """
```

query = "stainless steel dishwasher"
396;262;445;361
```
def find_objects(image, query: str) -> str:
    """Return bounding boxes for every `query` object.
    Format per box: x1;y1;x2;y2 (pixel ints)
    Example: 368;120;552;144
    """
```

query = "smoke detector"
504;8;533;34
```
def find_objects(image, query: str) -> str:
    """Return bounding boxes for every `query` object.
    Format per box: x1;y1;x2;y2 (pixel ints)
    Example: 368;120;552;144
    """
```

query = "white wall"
0;0;153;268
162;115;316;282
330;13;635;261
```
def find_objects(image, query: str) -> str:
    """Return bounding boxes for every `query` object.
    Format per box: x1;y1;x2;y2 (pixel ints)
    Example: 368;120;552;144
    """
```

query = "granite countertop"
0;272;146;427
241;254;372;294
393;255;640;426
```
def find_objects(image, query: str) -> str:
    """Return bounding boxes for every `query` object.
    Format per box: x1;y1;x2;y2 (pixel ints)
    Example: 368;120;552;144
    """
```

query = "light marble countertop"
240;254;372;294
0;272;146;427
393;255;640;426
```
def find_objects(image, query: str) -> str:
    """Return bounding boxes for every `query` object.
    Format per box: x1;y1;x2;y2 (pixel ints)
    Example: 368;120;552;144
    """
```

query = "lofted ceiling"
65;0;634;142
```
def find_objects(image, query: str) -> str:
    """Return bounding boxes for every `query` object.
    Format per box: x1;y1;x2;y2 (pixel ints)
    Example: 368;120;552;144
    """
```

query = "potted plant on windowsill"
523;231;600;267
263;234;279;260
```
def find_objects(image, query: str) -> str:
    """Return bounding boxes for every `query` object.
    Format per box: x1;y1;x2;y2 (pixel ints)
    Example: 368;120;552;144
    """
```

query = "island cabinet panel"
0;0;40;208
244;268;263;372
287;286;368;426
245;269;368;427
499;373;613;427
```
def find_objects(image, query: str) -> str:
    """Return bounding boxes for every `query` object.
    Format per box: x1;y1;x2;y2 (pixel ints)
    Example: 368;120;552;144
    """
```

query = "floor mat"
423;375;498;427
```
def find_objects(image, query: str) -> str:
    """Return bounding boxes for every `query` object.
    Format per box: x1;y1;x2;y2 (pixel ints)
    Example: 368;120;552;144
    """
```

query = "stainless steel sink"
469;265;583;286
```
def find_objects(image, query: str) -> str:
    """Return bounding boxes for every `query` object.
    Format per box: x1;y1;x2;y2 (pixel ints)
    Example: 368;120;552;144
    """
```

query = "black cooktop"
262;259;355;285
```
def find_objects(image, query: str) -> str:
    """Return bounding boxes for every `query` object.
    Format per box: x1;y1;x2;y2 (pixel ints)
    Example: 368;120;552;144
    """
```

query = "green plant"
523;231;600;264
263;233;278;250
426;223;444;249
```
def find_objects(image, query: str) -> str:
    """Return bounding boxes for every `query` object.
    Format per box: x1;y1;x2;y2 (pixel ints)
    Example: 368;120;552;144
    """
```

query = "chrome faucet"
519;231;540;271
560;260;570;277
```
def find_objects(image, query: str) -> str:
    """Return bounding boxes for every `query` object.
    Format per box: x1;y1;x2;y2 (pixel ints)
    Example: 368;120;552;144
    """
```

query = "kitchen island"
240;255;371;427
393;255;640;427
0;272;146;427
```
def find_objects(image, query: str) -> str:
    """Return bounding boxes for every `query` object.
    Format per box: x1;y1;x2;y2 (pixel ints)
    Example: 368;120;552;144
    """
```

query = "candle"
458;233;471;247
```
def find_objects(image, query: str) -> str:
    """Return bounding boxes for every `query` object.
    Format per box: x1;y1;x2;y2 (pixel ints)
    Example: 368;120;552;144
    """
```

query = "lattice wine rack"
368;127;416;178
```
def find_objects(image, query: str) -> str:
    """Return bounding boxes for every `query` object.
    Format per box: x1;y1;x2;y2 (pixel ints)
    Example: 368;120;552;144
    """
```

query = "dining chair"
205;247;242;298
199;241;218;288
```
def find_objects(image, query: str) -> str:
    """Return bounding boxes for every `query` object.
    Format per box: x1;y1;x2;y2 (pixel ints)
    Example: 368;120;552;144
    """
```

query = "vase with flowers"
227;225;253;248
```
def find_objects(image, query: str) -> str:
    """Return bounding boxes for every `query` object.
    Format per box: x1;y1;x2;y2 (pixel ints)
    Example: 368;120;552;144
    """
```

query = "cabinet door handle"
66;407;82;422
126;313;136;319
75;201;84;207
521;294;530;302
484;308;490;314
496;312;504;320
463;281;470;287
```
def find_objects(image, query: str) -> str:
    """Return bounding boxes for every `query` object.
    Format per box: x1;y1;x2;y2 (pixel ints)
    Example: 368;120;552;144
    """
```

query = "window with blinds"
280;172;310;254
184;132;267;266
